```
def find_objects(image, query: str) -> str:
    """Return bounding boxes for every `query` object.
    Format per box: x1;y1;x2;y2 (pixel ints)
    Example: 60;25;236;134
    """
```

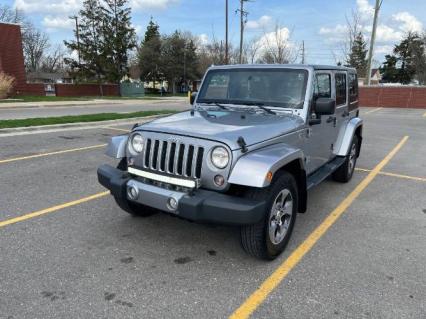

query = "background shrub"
0;72;15;99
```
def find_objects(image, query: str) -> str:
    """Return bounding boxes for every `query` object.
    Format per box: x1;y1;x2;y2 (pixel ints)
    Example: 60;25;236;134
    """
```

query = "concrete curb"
0;97;186;109
0;114;167;137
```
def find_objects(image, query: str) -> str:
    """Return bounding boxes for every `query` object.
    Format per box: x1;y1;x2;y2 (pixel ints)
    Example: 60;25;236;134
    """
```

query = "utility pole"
225;0;229;64
70;16;81;66
301;40;305;64
237;0;248;64
183;48;186;92
366;0;382;85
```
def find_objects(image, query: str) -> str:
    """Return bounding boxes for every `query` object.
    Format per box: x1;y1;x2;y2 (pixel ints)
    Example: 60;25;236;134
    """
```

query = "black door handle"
326;116;336;123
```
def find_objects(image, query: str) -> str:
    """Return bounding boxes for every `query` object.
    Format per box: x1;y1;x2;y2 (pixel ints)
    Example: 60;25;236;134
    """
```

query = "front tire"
333;135;359;183
115;158;158;217
240;171;298;260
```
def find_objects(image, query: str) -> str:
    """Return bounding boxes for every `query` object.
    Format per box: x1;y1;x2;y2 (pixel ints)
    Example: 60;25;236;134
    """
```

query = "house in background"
359;68;382;86
27;71;73;84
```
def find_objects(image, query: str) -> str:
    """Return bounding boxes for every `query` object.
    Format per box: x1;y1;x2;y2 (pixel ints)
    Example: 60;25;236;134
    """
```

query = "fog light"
214;174;225;186
167;197;178;211
127;185;139;200
127;157;135;166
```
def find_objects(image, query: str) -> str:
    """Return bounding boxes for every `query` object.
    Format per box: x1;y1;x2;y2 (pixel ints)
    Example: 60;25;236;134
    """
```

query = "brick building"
0;22;44;95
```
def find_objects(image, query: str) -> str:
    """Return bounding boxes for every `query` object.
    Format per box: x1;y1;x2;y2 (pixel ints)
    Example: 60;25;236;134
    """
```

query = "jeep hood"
136;109;305;150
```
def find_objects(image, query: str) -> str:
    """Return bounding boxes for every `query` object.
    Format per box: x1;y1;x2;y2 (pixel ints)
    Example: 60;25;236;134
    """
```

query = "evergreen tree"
138;18;162;86
347;32;368;77
64;0;106;82
380;54;399;83
65;0;135;83
183;39;200;82
160;31;199;93
393;32;424;84
143;18;160;43
380;32;426;84
101;0;136;83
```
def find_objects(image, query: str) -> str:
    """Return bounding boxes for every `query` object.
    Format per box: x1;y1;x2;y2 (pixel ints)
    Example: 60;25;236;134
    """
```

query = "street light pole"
225;0;228;64
70;16;81;66
366;0;382;85
183;48;186;92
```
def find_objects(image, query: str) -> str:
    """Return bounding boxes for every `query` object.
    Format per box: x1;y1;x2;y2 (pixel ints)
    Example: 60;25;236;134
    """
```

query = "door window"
313;73;331;99
335;73;347;105
349;73;358;103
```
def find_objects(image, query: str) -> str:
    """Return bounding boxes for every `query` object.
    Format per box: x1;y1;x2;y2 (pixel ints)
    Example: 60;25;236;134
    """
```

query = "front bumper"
97;164;266;225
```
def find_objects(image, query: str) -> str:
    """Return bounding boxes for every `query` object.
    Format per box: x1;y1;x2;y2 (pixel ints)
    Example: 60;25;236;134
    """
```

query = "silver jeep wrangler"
97;65;362;260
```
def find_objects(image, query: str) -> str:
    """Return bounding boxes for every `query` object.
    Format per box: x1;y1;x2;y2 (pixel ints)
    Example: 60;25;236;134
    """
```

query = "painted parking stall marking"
356;167;426;182
365;107;383;114
229;136;409;319
0;144;107;164
0;191;109;228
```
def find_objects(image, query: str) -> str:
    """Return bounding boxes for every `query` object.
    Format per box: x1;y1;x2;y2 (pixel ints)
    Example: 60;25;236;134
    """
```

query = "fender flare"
228;143;305;188
106;135;128;159
334;117;363;157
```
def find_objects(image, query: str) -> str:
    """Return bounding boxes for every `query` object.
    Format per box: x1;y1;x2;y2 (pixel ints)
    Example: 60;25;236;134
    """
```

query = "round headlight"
211;146;229;169
131;134;144;153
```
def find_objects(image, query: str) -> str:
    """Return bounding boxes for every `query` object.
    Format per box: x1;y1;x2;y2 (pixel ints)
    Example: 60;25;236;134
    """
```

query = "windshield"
197;68;308;109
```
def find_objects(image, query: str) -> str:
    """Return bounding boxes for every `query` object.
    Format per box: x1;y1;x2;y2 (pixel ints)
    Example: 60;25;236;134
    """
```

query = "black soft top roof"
209;64;357;73
311;65;357;72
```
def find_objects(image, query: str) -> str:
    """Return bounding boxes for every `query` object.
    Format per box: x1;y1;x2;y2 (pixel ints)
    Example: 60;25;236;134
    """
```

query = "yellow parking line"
0;144;107;164
0;191;110;228
365;107;383;114
103;126;130;133
229;136;409;319
356;167;426;182
423;111;426;118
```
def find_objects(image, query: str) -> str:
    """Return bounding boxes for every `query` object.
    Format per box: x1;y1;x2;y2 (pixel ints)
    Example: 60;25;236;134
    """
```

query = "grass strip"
0;94;186;103
0;110;176;129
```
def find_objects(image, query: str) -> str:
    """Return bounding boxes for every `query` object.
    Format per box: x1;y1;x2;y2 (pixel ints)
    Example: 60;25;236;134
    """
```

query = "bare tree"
0;5;24;24
1;4;50;72
338;9;370;65
259;23;296;64
0;5;32;34
244;36;262;64
22;25;50;72
41;45;66;73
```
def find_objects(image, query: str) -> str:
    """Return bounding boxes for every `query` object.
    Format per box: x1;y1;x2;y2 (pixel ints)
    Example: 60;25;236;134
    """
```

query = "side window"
335;73;347;105
349;73;358;102
313;73;331;99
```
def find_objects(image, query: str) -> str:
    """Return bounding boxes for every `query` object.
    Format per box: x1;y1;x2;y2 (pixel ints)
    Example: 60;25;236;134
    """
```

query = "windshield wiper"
242;102;276;115
199;101;229;110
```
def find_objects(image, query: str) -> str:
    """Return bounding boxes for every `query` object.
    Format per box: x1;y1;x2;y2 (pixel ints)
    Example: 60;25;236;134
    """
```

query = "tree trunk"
172;81;176;94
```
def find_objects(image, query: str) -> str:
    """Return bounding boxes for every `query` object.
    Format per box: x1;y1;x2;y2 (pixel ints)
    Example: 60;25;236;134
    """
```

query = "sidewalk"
0;96;187;109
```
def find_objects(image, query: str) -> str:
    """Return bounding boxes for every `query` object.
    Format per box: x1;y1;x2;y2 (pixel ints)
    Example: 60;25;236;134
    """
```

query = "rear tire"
115;158;158;217
240;171;298;260
333;135;359;183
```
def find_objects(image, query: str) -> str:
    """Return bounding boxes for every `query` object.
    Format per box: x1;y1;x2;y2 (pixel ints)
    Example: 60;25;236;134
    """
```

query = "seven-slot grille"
142;138;204;179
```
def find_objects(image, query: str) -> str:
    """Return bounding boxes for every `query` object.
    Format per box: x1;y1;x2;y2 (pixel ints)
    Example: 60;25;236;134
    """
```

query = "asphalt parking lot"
0;107;425;319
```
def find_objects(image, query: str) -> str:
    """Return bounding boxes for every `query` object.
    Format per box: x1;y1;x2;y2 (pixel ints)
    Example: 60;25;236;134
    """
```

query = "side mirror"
190;92;197;105
315;98;336;115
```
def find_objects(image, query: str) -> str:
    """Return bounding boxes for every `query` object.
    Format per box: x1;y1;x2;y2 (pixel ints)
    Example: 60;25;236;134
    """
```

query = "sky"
3;0;426;65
